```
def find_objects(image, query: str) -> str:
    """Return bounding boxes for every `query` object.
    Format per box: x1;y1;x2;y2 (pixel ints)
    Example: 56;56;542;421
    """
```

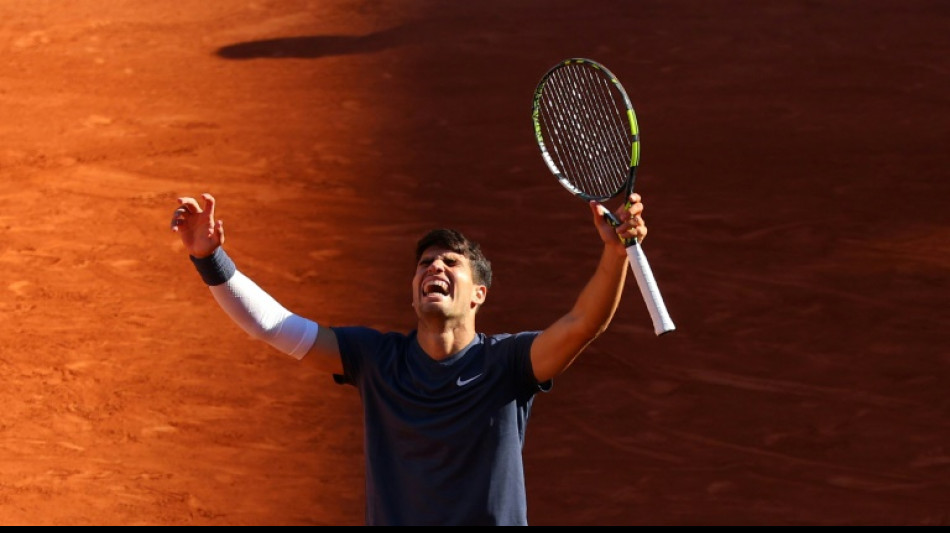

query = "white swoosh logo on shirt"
456;373;483;387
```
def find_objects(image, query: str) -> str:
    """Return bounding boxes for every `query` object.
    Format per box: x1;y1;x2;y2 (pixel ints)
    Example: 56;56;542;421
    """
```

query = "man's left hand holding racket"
590;192;648;254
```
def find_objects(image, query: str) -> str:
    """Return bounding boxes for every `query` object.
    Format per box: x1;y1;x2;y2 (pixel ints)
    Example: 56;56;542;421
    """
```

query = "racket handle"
625;241;676;336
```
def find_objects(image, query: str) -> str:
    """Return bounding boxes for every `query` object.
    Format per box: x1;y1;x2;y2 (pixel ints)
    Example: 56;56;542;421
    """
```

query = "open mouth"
423;279;449;297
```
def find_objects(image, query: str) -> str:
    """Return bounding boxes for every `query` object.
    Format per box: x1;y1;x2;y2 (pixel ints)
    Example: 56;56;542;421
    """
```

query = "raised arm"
529;194;647;383
171;193;343;375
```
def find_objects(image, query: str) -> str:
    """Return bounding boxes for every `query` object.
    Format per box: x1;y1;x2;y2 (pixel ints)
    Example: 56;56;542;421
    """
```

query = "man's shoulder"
332;325;411;338
332;326;414;351
479;331;542;351
481;330;542;342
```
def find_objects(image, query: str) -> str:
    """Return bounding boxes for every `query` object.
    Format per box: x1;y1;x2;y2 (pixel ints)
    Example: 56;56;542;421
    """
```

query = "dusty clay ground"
1;0;948;526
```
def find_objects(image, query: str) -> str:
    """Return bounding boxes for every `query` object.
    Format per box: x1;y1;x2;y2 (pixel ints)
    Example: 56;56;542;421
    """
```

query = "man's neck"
416;319;477;361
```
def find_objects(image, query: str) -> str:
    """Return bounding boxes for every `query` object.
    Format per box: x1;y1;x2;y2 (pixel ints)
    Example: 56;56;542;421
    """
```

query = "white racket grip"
626;241;675;336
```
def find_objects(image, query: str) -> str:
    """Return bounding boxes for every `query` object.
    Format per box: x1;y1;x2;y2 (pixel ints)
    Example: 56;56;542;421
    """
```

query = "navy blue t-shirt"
331;327;550;526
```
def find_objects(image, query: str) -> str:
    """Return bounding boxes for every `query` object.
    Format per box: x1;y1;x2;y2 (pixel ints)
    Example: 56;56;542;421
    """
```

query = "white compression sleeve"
208;270;319;360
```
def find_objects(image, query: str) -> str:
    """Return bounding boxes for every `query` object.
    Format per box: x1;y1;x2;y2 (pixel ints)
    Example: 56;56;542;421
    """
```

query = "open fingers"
176;196;203;213
215;219;226;246
171;193;214;231
170;207;186;231
170;197;195;231
201;193;216;219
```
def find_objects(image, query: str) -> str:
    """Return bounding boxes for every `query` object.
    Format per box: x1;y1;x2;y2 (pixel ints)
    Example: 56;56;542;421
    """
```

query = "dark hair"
415;228;492;288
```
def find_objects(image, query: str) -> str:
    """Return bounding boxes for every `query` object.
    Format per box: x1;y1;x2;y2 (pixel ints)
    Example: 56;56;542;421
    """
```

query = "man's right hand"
170;193;224;258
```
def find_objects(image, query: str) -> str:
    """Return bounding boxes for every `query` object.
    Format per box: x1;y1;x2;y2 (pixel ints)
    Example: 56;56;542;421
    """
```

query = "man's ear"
472;284;487;306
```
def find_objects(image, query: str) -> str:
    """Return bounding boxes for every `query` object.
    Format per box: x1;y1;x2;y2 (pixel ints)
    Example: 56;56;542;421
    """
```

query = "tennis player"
170;191;647;526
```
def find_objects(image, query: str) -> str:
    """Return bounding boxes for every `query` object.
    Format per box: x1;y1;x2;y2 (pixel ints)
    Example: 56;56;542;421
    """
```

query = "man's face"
412;246;487;320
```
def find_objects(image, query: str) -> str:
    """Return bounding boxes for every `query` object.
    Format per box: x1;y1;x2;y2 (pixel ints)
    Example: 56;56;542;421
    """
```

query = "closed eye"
418;254;462;269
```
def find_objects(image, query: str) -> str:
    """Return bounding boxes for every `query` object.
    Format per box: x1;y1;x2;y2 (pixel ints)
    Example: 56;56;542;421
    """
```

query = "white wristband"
209;270;318;360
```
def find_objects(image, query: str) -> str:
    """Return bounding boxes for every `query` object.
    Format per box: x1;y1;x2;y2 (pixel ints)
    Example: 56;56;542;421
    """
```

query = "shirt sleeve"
330;326;384;386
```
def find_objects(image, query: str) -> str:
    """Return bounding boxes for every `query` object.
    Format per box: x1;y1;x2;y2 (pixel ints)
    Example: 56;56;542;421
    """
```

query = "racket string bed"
543;72;612;197
538;63;632;200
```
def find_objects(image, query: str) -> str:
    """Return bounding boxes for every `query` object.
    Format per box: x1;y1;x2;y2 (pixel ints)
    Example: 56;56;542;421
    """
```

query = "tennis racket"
531;57;675;336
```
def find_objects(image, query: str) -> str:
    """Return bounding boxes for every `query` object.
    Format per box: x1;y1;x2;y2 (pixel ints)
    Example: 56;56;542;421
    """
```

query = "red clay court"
0;0;947;525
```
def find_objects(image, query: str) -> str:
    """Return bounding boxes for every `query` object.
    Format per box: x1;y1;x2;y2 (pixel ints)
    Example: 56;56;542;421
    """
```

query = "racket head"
532;58;640;203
